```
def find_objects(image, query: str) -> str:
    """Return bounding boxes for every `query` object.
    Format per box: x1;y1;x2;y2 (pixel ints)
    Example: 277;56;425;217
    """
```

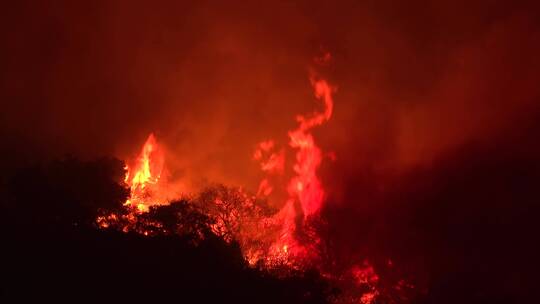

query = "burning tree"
91;54;419;304
196;184;276;242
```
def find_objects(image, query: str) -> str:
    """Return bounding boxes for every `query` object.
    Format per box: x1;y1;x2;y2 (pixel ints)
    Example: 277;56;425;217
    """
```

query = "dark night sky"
2;1;539;186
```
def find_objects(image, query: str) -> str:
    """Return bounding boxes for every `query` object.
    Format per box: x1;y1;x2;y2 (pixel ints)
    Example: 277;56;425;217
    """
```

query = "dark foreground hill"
0;158;329;303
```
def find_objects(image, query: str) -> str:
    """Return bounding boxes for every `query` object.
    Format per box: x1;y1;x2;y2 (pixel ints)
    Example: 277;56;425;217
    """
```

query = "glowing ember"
351;263;379;285
360;292;378;304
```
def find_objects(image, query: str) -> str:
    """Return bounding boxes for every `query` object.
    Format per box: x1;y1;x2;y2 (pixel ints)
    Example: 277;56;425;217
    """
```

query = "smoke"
2;1;540;300
3;1;538;181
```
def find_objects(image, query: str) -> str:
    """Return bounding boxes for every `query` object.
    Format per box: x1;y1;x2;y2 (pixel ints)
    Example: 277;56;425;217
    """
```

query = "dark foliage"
136;200;214;240
0;157;330;303
3;156;129;226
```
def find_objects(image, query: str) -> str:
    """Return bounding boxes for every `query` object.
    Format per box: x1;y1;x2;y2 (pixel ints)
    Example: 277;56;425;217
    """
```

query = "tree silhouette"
196;184;276;242
1;157;332;304
136;200;213;242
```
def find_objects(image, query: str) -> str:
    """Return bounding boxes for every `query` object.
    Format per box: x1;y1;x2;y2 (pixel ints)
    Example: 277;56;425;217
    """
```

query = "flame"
251;71;335;267
124;133;165;210
105;64;338;269
288;75;334;217
95;54;401;303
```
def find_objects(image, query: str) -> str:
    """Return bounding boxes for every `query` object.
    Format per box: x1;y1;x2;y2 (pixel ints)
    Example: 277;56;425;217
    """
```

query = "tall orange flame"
124;133;165;212
288;76;334;218
253;70;336;266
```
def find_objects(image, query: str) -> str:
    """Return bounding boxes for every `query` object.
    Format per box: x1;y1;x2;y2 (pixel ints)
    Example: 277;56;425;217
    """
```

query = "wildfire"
123;133;165;212
252;71;335;267
96;133;169;233
94;54;411;303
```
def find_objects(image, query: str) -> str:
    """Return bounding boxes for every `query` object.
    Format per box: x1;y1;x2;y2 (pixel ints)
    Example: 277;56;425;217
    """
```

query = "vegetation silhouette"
2;116;540;304
1;157;330;303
